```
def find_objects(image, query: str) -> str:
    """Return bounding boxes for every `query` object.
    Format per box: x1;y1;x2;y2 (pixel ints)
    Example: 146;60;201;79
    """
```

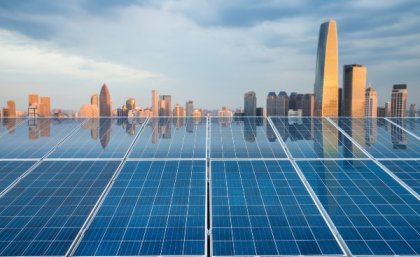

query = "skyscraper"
173;104;185;117
91;94;98;106
28;94;39;107
6;100;16;117
278;91;289;116
152;90;158;116
289;92;298;111
302;94;315;117
391;84;407;117
244;91;257;116
159;95;172;116
342;64;367;117
385;101;391;117
99;83;112;117
409;104;416;117
365;87;377;117
266;92;277;116
314;20;339;116
185;101;194;116
126;98;136;111
39;97;51;117
338;88;342;117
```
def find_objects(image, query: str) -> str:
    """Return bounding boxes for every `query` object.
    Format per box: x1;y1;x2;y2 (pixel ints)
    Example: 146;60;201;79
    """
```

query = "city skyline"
0;1;419;110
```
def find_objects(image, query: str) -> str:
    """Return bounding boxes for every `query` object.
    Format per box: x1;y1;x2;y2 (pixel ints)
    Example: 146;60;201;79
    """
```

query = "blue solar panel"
74;160;206;256
0;118;86;159
0;160;120;256
380;160;420;194
297;160;420;255
129;117;207;159
48;118;143;159
0;161;35;192
333;118;420;159
211;160;343;256
390;118;420;138
0;118;26;137
210;117;287;158
271;117;367;159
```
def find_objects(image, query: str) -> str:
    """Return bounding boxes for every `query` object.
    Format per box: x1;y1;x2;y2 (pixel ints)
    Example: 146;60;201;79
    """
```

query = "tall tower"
159;95;172;116
99;83;112;117
185;101;194;116
7;100;16;117
152;90;158;116
266;92;277;116
314;20;339;116
302;94;315;117
39;97;51;117
342;64;367;117
244;91;257;116
391;84;407;117
365;86;377;117
91;94;98;106
278;91;289;116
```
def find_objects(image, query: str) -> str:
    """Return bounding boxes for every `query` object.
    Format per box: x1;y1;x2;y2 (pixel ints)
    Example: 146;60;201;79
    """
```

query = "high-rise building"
185;101;194;116
256;107;264;117
365;87;377;117
338;88;342;116
126;98;136;111
342;64;367;117
91;94;98;106
289;92;298;111
266;92;277;116
99;83;112;117
6;100;16;117
28;94;39;107
173;104;185;117
159;95;172;116
244;91;257;116
314;20;339;116
377;107;386;117
152;90;159;117
302;94;315;117
391;84;407;117
385;101;391;117
409;104;416;117
278;91;289;116
39;96;51;117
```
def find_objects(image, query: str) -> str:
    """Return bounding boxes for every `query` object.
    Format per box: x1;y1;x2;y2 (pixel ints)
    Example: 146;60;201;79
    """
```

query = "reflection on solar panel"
297;160;420;255
271;117;367;159
332;118;420;159
210;117;286;158
211;160;343;256
74;160;206;256
49;118;144;159
0;119;85;159
129;117;207;159
380;160;420;194
0;117;419;257
0;161;35;191
0;160;120;256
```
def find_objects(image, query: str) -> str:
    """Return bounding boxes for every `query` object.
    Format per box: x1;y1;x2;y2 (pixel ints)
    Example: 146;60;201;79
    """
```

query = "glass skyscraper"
314;20;339;116
244;91;257;116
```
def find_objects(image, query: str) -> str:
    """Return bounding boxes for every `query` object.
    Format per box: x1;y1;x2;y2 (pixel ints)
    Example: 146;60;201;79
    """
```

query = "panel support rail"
326;117;420;201
267;117;353;257
384;117;420;142
65;117;149;257
0;118;89;199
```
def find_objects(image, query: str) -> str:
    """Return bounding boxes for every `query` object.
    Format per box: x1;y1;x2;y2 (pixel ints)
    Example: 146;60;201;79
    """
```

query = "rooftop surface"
0;116;419;257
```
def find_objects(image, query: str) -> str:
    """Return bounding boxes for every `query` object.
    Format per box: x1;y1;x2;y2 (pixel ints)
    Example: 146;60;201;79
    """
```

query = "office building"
391;84;407;117
39;97;51;117
152;90;159;117
244;91;257;116
256;107;264;117
159;95;172;116
266;92;277;116
99;83;112;117
126;98;136;111
365;87;377;117
338;88;342;116
342;64;366;117
91;94;98;106
377;107;386;117
409;104;416;117
385;101;391;117
302;94;315;117
278;91;289;116
185;101;194;116
173;104;185;117
6;100;16;117
289;92;298;111
314;20;339;116
28;94;39;107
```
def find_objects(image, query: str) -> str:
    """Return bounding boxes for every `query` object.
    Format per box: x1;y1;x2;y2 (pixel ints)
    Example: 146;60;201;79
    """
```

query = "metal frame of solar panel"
0;116;419;257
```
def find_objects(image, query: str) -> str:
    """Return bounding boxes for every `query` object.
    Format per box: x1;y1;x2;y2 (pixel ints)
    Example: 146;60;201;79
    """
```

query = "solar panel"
129;117;207;159
297;160;420;255
0;161;35;192
0;118;26;138
0;118;86;159
74;160;206;256
211;160;343;256
0;160;120;256
210;117;287;159
380;160;420;194
389;117;420;138
332;117;420;159
48;118;144;159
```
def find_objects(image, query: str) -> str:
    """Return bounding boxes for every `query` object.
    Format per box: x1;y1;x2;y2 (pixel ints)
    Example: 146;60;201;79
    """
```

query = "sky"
0;0;419;111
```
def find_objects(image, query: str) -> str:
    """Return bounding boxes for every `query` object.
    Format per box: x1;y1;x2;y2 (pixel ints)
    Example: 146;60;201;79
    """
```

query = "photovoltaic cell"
332;118;420;159
390;118;420;138
74;160;206;256
129;118;207;159
0;161;35;192
0;119;85;159
211;160;343;256
271;117;367;159
48;118;143;159
297;160;420;255
0;118;26;137
0;160;120;256
210;117;287;158
380;160;420;194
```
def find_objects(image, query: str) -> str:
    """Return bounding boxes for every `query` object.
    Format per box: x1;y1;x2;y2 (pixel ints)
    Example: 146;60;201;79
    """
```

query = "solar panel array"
0;116;419;257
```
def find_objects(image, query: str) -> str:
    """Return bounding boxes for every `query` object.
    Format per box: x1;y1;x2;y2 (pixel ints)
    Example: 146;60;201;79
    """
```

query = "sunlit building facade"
99;84;112;117
365;87;377;117
342;64;366;117
391;84;407;117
